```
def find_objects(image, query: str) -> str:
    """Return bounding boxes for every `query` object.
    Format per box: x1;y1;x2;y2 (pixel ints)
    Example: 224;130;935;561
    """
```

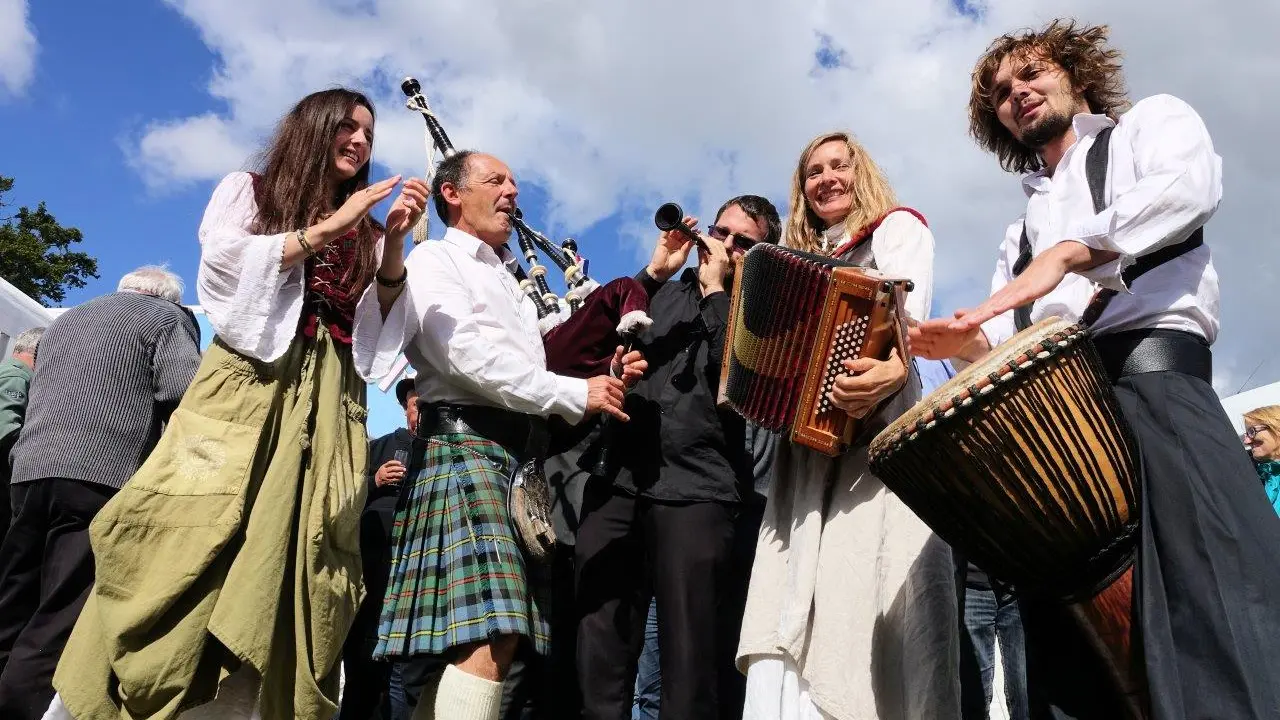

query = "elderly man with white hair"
1;326;44;540
0;266;201;719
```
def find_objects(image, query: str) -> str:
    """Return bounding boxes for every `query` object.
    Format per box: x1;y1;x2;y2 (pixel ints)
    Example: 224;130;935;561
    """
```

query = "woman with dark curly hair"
914;18;1280;720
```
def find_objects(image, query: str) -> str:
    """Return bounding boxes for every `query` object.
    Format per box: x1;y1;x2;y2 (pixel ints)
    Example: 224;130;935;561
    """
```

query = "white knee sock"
430;664;503;720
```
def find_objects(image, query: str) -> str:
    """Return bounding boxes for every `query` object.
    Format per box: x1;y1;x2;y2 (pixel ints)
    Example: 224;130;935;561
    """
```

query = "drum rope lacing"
877;324;1085;453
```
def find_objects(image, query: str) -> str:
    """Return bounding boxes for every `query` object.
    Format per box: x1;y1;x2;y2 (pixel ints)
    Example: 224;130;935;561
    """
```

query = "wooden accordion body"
718;244;913;456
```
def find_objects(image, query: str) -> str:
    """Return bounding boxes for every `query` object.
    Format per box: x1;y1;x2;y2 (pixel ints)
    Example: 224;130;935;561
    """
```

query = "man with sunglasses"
575;195;781;720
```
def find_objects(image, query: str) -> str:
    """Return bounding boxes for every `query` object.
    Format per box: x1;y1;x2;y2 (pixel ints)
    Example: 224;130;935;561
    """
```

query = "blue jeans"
960;583;1028;720
631;600;661;720
388;663;409;720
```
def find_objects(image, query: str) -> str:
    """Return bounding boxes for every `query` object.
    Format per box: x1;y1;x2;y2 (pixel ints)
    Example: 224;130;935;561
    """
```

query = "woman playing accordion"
734;132;960;720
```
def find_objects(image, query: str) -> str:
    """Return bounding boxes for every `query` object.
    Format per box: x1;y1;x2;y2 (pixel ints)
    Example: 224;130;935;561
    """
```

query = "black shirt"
609;268;754;504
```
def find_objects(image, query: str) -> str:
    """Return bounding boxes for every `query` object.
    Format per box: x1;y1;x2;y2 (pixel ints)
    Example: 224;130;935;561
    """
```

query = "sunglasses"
706;225;761;250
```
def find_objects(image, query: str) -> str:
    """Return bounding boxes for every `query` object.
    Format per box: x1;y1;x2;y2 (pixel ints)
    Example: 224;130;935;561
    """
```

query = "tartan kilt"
374;433;550;659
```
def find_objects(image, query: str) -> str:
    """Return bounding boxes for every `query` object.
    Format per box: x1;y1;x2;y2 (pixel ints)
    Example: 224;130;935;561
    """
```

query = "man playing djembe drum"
912;18;1280;720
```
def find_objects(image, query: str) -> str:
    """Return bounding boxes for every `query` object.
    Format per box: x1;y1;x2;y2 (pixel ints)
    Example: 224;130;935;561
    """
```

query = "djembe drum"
868;317;1146;718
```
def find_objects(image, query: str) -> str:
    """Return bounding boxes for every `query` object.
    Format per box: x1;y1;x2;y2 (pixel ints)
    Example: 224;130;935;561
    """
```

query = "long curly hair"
784;131;898;254
252;88;383;299
969;19;1129;174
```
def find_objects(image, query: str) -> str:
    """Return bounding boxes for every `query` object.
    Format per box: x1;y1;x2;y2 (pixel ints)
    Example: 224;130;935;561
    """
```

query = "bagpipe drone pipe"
400;76;654;382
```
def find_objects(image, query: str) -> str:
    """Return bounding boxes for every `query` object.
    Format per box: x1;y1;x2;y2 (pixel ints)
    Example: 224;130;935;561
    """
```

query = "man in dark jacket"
576;195;781;720
340;377;419;720
0;266;201;718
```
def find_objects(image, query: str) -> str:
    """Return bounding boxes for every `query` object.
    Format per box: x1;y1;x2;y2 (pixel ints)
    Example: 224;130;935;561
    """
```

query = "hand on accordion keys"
827;347;907;419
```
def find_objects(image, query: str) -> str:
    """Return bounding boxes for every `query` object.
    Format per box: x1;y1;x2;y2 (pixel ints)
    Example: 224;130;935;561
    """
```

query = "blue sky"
4;3;215;297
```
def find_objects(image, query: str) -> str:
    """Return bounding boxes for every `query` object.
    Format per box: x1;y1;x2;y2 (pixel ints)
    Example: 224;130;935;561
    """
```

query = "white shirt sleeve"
414;248;589;422
978;219;1023;352
195;172;305;362
352;262;416;384
869;210;934;322
1060;95;1222;292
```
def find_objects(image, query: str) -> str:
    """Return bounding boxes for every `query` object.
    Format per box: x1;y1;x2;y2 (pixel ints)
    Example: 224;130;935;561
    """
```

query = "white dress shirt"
981;94;1222;350
823;209;935;322
196;171;386;362
352;226;589;423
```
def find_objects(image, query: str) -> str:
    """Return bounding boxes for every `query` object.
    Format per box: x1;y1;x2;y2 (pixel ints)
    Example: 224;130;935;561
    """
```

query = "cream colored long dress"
736;213;961;720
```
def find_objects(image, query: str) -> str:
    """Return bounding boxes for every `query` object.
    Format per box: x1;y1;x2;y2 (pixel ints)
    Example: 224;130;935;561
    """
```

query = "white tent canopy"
1220;380;1280;434
0;275;54;358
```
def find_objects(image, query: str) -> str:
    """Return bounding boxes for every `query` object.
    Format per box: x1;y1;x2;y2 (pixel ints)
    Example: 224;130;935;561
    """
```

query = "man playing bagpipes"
912;19;1280;719
352;149;645;720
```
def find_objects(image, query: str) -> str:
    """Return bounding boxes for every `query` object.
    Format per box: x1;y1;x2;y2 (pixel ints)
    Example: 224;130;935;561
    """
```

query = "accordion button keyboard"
816;317;872;413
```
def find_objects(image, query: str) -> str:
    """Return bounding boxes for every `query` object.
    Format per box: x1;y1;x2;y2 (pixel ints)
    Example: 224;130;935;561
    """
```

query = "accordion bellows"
718;243;913;456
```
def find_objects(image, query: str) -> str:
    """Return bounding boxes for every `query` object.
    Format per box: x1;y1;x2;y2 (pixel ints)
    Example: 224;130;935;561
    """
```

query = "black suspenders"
1011;126;1205;331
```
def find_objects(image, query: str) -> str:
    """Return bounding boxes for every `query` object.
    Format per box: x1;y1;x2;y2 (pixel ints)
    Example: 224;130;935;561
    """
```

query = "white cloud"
131;113;256;190
0;0;38;96
142;0;1280;396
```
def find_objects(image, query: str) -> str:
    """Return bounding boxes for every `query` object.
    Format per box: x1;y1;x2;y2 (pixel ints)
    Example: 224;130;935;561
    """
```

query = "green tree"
0;175;99;305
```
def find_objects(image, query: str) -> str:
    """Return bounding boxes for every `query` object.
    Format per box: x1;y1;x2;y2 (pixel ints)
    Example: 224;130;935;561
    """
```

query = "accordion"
718;243;913;456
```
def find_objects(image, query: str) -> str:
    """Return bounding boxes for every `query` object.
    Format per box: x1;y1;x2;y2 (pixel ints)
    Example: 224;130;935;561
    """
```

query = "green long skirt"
54;327;368;720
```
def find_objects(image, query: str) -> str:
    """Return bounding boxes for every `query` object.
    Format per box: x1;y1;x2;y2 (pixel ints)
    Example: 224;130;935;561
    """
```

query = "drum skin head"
871;316;1075;456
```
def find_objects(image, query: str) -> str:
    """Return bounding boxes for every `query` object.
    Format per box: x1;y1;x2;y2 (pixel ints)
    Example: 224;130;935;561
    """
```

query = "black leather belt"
416;401;548;459
1092;328;1212;384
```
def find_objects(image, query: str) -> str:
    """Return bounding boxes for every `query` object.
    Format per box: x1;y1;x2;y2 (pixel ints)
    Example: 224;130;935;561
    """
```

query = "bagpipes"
399;77;653;380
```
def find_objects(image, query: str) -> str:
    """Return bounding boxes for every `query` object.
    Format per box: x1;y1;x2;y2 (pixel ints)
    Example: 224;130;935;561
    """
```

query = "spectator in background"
0;326;43;541
0;266;201;718
340;376;419;720
1243;405;1280;517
